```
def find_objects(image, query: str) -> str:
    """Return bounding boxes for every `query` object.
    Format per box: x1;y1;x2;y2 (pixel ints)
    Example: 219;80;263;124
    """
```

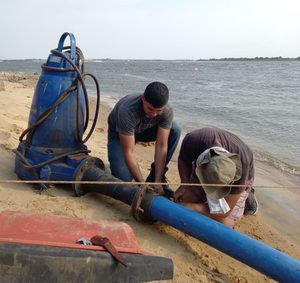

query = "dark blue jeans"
108;122;181;181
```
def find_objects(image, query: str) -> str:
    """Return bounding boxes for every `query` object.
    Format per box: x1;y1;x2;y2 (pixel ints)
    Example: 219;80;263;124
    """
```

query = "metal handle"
57;32;76;60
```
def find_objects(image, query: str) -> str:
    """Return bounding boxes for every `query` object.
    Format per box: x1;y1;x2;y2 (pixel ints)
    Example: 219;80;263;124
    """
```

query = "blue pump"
28;33;85;148
14;32;103;186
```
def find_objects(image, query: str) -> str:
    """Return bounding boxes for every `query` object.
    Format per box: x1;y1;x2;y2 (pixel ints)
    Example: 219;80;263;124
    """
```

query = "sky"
1;0;300;60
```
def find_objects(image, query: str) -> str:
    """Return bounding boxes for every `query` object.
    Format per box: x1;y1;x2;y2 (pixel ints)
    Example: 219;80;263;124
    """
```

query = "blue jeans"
108;122;181;181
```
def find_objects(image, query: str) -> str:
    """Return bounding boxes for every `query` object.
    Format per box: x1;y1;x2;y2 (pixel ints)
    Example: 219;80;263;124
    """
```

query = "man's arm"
119;133;144;182
178;156;193;183
181;192;242;221
153;127;170;194
174;156;194;201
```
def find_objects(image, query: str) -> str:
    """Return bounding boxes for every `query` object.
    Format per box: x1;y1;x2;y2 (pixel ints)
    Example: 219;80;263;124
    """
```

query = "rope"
0;179;298;189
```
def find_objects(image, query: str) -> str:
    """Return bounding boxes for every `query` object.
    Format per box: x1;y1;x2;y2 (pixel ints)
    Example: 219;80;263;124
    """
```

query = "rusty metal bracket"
90;235;127;267
131;185;155;224
73;157;105;196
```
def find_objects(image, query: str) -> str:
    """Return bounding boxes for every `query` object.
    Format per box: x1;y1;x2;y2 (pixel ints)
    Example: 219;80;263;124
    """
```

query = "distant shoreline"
1;57;300;62
198;56;300;61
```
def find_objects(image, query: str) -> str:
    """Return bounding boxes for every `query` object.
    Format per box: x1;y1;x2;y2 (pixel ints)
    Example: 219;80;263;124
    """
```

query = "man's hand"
151;184;164;195
174;185;188;202
119;133;144;182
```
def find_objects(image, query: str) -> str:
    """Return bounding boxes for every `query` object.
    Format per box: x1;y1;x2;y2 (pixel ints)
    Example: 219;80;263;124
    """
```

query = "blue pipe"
150;196;300;282
77;167;300;281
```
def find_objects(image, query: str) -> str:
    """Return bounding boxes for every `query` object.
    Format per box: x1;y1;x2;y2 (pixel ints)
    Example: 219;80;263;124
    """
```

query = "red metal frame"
0;211;141;254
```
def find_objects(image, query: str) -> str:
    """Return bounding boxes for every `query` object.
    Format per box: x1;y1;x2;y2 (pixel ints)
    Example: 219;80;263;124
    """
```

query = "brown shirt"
179;127;254;197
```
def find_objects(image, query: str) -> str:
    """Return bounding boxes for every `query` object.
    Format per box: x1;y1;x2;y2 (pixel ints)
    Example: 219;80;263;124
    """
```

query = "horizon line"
1;56;300;61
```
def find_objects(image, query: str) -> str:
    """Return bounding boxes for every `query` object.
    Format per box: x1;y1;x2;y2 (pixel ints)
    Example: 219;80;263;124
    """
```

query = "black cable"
16;44;101;167
81;73;100;143
13;149;91;169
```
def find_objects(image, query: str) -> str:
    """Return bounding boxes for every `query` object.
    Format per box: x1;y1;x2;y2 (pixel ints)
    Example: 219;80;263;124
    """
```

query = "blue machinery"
14;33;300;282
15;32;103;186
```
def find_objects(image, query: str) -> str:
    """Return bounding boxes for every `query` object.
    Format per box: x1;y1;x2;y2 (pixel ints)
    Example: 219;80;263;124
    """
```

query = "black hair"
144;82;169;108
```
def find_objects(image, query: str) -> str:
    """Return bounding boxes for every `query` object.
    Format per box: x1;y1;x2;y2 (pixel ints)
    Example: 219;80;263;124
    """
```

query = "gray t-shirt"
108;94;173;136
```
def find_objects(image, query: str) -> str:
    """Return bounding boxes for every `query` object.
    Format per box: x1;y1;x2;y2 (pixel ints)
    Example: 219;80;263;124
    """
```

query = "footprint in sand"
95;127;104;133
0;130;11;142
0;128;21;150
3;113;25;121
11;124;23;135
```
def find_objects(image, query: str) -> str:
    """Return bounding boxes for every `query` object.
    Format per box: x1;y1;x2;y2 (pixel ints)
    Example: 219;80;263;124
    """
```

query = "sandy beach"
0;71;299;282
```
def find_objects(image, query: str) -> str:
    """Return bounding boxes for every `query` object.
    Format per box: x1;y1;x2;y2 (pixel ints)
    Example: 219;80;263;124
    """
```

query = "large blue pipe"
81;168;300;281
150;196;300;282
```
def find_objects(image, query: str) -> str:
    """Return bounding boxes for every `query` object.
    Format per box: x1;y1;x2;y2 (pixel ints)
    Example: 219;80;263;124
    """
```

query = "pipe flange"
73;157;105;196
131;185;155;224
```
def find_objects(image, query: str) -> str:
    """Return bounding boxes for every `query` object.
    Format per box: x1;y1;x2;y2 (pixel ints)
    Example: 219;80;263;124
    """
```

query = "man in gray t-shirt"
107;82;181;195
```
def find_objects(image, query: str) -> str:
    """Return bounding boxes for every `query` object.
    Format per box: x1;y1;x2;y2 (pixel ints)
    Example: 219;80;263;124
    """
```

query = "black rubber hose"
21;46;100;146
13;148;90;169
80;72;100;143
81;166;139;205
51;48;90;134
17;45;100;164
19;84;77;143
45;47;101;143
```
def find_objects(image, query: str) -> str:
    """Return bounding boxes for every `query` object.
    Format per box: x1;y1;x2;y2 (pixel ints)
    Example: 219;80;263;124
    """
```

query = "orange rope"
0;179;298;189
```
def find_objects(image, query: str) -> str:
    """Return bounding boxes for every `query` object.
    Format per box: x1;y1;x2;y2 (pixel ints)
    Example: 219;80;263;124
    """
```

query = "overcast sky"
1;0;299;60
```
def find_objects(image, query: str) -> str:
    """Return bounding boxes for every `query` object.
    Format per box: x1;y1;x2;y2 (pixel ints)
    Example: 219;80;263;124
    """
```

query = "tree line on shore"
198;56;300;61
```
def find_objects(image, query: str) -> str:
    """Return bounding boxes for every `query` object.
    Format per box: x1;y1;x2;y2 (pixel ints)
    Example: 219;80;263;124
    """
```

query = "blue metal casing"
15;32;89;182
28;35;85;148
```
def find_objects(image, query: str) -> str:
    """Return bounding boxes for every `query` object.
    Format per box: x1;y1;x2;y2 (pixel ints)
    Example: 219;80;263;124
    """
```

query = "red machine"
0;211;173;282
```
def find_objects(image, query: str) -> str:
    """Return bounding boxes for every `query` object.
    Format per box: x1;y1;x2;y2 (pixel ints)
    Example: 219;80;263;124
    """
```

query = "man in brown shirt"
174;127;258;228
